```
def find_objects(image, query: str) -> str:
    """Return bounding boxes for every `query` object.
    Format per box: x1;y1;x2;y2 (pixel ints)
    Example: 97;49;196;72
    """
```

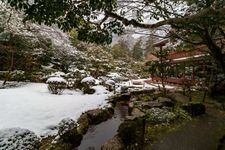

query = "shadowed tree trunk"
3;50;14;86
203;30;225;74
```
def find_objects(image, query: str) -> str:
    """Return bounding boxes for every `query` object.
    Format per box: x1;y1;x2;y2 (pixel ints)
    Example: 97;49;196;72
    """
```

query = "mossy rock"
101;136;125;150
60;128;82;146
141;101;163;110
167;92;189;104
152;92;164;100
39;137;73;150
118;119;144;147
77;113;89;135
58;118;83;147
130;89;155;96
114;93;131;102
136;94;154;101
181;102;206;117
157;97;175;107
87;108;114;125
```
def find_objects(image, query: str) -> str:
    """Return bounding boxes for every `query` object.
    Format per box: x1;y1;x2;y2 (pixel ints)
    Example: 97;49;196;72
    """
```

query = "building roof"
145;53;159;62
153;39;169;47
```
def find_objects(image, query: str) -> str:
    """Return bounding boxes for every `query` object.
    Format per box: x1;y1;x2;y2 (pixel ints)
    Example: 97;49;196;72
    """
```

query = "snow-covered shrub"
81;76;96;86
10;70;25;81
58;118;77;136
46;76;67;94
0;71;6;80
146;108;176;124
0;128;40;150
49;71;66;78
105;79;115;92
105;79;115;85
81;76;96;94
67;78;77;89
97;76;107;85
58;118;82;144
66;68;88;89
0;1;87;79
106;72;122;82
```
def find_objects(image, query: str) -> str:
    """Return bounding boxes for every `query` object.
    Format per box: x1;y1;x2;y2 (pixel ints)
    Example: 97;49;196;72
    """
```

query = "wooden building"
150;40;211;85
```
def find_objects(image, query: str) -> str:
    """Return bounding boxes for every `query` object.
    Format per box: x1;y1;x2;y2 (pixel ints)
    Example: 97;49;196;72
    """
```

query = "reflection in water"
77;102;128;150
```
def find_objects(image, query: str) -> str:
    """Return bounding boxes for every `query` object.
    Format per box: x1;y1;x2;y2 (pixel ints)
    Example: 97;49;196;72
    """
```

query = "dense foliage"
3;0;224;73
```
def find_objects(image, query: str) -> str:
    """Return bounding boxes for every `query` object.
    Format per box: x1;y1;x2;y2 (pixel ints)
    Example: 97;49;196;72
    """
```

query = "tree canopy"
3;0;224;43
2;0;225;72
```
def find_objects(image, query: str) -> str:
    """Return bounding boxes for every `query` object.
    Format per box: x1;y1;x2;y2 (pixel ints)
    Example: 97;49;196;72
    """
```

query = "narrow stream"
77;102;128;150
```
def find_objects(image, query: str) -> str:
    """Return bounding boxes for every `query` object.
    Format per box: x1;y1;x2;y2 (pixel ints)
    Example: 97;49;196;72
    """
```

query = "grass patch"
144;119;191;144
191;91;225;103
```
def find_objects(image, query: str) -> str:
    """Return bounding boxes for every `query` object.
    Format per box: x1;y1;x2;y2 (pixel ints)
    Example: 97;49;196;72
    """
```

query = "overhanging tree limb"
106;7;225;29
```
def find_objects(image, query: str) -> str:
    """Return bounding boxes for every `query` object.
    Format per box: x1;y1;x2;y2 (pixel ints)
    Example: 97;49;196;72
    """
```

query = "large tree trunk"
204;31;225;74
3;51;14;86
160;77;166;95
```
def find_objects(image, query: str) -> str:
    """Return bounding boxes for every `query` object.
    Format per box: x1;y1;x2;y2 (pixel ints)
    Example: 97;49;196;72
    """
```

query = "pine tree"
132;39;143;61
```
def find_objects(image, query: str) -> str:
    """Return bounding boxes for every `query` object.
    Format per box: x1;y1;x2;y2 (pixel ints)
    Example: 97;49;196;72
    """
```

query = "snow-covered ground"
0;83;110;136
0;79;175;137
118;79;175;90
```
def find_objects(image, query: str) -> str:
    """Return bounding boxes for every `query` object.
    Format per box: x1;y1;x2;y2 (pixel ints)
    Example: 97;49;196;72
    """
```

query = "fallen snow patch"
0;83;109;136
117;79;175;92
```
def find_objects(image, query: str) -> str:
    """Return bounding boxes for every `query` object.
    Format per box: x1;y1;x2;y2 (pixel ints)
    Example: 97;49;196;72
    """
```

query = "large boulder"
127;108;145;120
58;118;82;146
181;103;206;116
157;97;175;107
113;93;131;102
212;79;225;96
168;92;189;103
87;108;114;125
141;101;163;109
39;136;72;150
39;118;85;150
118;118;145;148
101;136;125;150
130;89;155;96
77;113;89;135
120;86;129;93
